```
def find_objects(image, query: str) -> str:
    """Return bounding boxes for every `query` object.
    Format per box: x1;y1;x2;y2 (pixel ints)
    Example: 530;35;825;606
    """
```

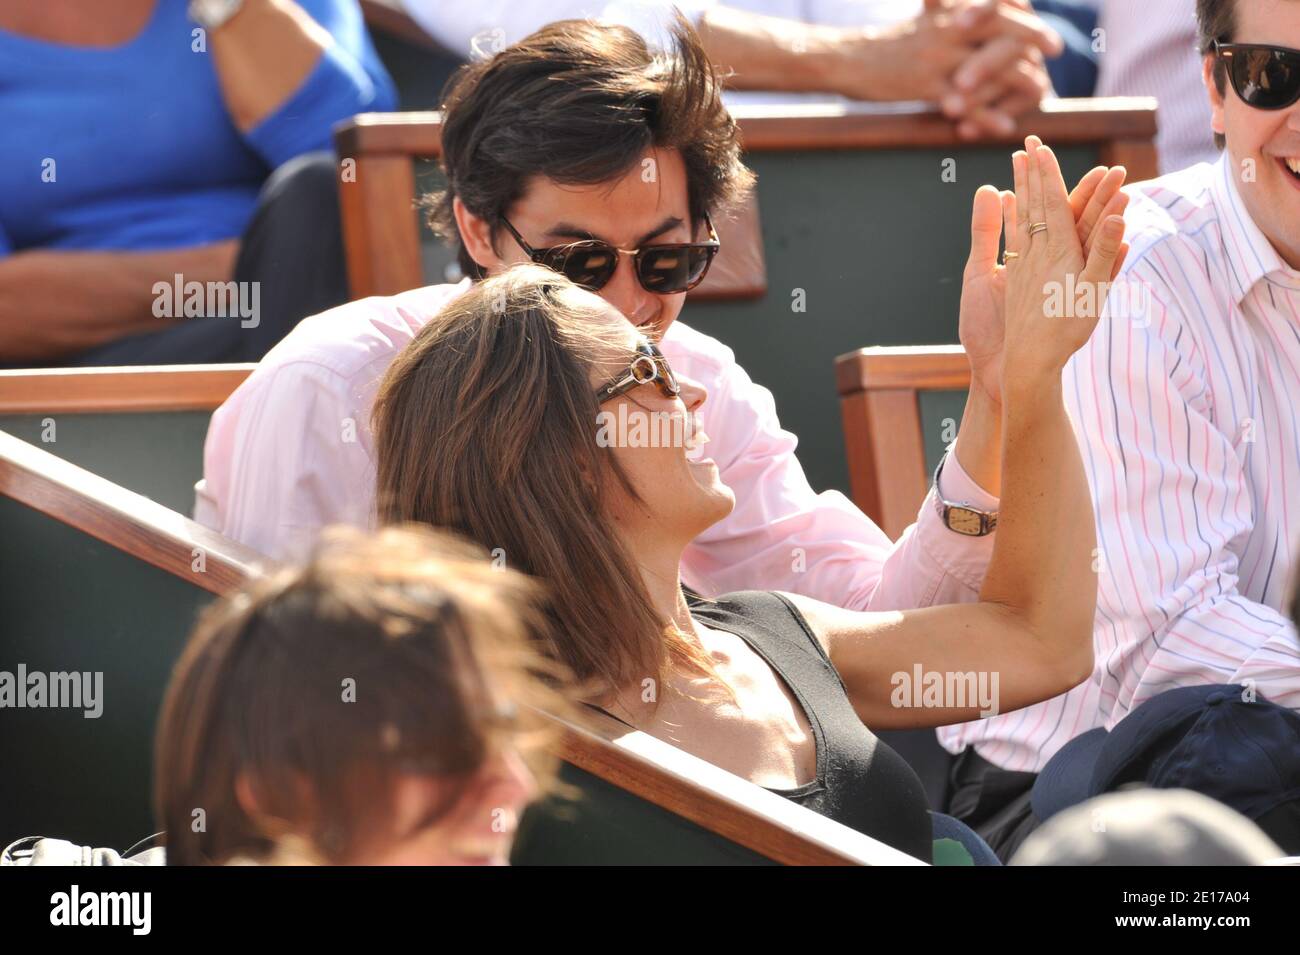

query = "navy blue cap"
1031;726;1108;821
1032;685;1300;831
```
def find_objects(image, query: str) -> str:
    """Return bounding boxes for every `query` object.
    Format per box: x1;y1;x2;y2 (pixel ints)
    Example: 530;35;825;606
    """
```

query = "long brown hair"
154;524;565;865
372;265;720;703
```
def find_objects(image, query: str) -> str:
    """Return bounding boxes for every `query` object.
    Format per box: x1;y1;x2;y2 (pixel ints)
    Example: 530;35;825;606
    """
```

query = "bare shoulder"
773;591;844;655
775;591;905;658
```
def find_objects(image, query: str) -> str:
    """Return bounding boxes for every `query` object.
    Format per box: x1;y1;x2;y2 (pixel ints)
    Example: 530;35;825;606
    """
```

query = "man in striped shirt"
941;0;1300;858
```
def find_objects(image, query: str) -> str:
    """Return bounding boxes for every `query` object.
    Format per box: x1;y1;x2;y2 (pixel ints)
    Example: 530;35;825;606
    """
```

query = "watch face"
946;506;984;536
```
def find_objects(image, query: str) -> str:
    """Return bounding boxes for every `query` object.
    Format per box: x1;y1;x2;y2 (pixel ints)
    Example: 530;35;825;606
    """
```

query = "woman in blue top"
0;0;397;365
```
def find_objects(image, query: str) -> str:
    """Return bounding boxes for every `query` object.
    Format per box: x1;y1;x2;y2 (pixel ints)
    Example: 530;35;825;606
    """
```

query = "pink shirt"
194;280;998;611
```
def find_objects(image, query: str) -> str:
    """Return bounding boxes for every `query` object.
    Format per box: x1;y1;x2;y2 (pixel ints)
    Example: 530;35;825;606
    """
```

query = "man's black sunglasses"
500;214;720;295
1213;40;1300;110
594;339;680;405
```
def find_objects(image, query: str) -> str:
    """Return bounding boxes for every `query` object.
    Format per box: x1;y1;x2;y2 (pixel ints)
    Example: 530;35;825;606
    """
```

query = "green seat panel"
0;497;210;849
511;763;774;866
919;390;973;476
0;412;211;516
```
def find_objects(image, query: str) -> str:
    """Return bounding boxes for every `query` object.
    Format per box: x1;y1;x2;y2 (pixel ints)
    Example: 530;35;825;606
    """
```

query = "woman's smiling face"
579;293;736;548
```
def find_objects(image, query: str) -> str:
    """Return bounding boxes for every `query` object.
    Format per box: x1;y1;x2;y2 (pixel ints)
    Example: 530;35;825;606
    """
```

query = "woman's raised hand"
1001;137;1128;396
960;149;1129;410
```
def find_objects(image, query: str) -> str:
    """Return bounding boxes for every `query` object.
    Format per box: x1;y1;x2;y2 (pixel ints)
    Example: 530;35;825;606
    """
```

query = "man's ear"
453;196;500;273
1204;53;1227;139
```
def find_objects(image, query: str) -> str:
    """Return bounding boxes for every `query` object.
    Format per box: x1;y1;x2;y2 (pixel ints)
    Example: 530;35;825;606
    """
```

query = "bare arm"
789;141;1126;728
0;2;338;362
205;0;335;132
0;242;237;361
696;1;1060;105
694;6;866;96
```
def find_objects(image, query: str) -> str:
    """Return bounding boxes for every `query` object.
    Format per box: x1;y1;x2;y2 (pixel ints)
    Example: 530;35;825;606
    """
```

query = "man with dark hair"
196;18;1119;637
426;17;755;283
938;0;1300;860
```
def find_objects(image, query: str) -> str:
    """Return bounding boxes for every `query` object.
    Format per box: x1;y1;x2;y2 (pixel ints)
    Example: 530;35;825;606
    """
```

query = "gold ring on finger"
1029;222;1048;236
1002;251;1020;265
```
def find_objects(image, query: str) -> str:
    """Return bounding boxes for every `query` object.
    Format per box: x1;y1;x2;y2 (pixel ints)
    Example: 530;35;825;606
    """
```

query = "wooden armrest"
834;346;971;539
336;98;1158;159
0;365;254;414
335;110;444;157
546;704;922;866
732;98;1158;151
0;429;267;594
835;345;970;395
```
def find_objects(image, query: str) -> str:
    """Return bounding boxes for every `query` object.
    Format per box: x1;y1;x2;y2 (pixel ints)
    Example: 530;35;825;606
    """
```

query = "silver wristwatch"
189;0;246;31
932;451;998;537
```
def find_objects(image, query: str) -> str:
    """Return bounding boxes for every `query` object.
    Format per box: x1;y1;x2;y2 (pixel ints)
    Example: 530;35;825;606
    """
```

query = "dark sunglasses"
500;214;720;295
1214;40;1300;110
594;339;680;405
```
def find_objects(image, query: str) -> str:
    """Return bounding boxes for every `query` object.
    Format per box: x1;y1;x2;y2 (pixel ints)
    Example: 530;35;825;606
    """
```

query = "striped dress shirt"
939;153;1300;772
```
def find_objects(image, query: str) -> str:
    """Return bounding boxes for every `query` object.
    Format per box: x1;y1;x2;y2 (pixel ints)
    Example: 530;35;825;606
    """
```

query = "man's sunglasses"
1213;40;1300;110
595;339;680;405
500;214;720;295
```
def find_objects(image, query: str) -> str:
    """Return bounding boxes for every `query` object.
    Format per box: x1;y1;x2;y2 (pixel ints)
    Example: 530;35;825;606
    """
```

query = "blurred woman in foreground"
155;525;564;865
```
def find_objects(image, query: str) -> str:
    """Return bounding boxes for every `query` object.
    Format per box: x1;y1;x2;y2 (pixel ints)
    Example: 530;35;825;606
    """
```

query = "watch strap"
932;451;998;536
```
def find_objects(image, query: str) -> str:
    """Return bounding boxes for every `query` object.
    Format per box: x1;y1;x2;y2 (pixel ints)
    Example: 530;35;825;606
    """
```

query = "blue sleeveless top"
0;0;395;254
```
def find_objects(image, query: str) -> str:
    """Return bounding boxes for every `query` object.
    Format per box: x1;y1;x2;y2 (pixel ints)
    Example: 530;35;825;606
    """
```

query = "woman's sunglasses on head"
595;338;680;405
1213;40;1300;110
500;214;721;295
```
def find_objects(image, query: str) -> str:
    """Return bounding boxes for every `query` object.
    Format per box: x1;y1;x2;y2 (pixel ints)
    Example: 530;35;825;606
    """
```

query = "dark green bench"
0;365;253;515
0;430;914;865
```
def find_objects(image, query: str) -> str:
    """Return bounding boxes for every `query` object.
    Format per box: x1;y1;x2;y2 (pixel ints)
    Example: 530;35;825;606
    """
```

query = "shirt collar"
1210;152;1300;303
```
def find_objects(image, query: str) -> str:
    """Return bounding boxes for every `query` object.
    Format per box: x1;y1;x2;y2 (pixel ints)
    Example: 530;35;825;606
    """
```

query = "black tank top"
591;590;934;861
